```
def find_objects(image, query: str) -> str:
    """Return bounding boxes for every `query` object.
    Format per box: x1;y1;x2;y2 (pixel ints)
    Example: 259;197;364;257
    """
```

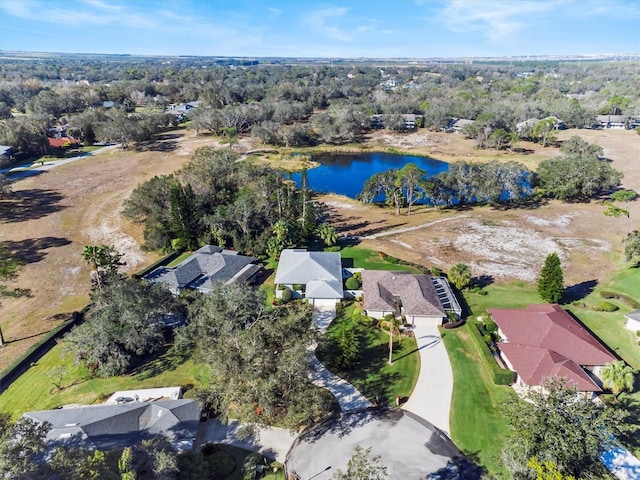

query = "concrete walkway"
310;304;373;412
402;323;453;435
195;418;299;463
308;355;373;412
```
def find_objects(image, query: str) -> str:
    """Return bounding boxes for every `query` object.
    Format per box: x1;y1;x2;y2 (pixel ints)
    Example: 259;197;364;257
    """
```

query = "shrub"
599;291;640;309
345;275;361;290
377;251;388;259
281;287;293;302
636;330;640;337
430;267;443;277
592;301;619;312
325;246;341;252
386;256;400;264
292;284;304;291
468;322;516;386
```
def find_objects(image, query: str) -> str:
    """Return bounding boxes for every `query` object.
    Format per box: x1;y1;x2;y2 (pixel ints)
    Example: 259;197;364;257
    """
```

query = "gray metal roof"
23;399;200;452
274;249;344;299
274;249;342;285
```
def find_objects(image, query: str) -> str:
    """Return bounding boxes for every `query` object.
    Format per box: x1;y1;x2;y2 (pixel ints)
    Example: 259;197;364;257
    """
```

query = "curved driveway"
402;323;453;435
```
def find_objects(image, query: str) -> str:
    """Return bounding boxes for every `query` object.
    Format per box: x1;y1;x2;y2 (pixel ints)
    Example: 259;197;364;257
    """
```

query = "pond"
290;152;449;200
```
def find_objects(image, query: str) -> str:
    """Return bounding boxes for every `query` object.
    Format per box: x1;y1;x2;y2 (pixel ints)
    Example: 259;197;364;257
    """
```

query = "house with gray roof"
362;270;450;325
144;245;261;294
274;249;343;307
23;399;200;453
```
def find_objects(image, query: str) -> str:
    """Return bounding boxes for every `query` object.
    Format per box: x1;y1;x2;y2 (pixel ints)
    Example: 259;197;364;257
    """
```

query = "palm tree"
317;223;338;247
384;313;402;365
449;263;472;290
81;245;123;290
82;244;105;290
602;361;635;400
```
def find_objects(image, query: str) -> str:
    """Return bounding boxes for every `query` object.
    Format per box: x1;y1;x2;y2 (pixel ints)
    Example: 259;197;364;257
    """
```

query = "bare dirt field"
0;130;241;369
320;128;640;287
0;127;638;370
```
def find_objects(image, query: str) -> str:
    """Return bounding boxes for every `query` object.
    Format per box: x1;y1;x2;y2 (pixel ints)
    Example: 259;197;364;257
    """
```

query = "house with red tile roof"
487;304;617;393
48;136;80;149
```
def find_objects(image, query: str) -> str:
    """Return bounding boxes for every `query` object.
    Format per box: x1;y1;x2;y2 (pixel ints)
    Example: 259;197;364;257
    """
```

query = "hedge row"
467;322;516;386
0;305;89;394
132;250;183;279
600;291;640;309
377;251;431;274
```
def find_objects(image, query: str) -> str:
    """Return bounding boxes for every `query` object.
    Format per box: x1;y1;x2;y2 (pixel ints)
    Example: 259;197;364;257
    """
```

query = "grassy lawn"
464;280;542;318
606;267;640;301
442;324;516;477
568;306;640;369
166;251;193;267
317;303;420;406
339;245;418;272
0;342;204;419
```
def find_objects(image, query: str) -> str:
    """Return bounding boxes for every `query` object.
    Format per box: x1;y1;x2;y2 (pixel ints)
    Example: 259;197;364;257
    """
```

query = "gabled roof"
362;270;445;317
497;343;601;391
274;249;343;300
489;304;616;390
23;399;200;452
144;246;258;292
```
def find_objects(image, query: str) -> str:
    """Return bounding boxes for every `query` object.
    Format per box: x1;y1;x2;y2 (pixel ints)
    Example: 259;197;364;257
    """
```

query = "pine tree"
537;252;564;303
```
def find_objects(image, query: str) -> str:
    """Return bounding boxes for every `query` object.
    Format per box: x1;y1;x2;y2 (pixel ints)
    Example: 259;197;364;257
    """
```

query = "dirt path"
0;127;637;370
321;128;640;287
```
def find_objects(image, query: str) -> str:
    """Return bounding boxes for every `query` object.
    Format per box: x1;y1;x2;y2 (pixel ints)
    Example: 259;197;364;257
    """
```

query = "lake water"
291;152;448;199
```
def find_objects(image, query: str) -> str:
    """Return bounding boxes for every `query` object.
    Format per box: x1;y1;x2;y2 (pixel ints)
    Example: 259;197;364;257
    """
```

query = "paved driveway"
402;323;453;435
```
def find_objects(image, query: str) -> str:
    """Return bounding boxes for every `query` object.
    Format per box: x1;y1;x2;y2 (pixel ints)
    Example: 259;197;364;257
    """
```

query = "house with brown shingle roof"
362;270;447;325
488;304;617;393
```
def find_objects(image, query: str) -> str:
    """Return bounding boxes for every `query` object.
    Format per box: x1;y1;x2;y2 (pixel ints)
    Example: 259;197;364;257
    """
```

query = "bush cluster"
600;291;640;309
468;322;516;386
591;301;619;312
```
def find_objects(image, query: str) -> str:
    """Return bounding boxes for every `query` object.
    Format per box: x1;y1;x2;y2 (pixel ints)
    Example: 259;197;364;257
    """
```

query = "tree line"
358;137;622;210
2;59;639;159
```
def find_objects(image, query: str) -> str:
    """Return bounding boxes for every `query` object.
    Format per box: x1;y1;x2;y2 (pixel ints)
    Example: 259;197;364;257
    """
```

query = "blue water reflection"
291;152;449;199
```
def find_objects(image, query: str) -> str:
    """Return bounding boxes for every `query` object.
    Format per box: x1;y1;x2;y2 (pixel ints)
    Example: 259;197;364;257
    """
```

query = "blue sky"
1;0;639;58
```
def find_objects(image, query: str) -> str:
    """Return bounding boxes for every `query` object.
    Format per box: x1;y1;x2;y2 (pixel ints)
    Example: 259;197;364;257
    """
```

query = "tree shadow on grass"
563;279;598;303
128;342;190;380
0;188;66;223
1;237;72;264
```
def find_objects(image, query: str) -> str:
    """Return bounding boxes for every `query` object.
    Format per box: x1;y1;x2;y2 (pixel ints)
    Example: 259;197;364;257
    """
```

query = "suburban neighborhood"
1;2;640;478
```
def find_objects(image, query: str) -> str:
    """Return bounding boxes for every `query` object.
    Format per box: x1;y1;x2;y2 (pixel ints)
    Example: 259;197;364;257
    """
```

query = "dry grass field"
1;127;638;371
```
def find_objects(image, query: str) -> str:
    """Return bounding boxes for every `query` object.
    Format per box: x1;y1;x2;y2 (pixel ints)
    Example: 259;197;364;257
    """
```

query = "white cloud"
0;0;155;28
268;7;283;17
439;0;560;42
304;6;352;42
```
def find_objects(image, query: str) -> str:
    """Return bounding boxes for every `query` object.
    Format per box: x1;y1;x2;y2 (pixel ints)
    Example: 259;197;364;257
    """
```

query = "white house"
274;249;343;307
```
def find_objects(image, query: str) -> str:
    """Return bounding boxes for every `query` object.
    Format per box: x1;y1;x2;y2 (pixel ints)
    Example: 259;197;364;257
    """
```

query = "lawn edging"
467;321;516;386
0;305;89;395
